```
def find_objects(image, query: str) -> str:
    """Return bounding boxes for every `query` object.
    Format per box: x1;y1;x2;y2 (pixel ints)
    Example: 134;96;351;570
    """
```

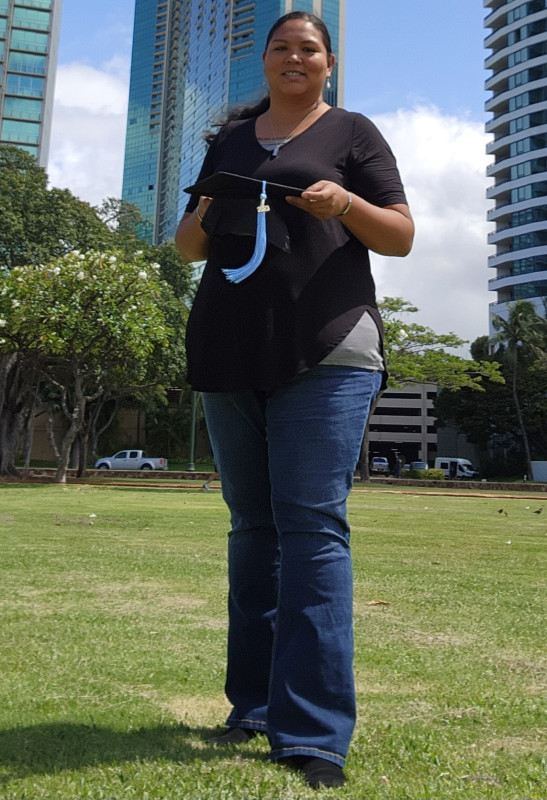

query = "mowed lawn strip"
0;484;545;799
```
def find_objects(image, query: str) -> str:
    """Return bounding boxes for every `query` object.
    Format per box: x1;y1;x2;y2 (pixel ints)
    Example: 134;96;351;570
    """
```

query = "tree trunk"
88;396;117;466
76;432;89;478
55;418;79;484
69;437;80;469
0;353;26;476
55;370;86;484
0;411;20;476
45;410;60;462
512;366;534;480
22;398;37;468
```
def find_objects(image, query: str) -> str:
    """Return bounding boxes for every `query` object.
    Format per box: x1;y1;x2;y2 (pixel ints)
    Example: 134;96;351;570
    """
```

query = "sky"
48;0;494;352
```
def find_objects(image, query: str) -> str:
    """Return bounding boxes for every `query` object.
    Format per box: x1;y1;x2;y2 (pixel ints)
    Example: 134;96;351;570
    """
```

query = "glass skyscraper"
0;0;62;167
122;0;345;244
484;0;547;329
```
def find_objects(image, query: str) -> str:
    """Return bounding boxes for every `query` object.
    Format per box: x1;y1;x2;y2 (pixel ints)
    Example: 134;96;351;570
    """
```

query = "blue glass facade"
0;0;62;166
122;0;344;244
484;0;547;328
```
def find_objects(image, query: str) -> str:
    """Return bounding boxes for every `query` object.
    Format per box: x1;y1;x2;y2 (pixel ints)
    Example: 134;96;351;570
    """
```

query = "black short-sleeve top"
184;107;408;392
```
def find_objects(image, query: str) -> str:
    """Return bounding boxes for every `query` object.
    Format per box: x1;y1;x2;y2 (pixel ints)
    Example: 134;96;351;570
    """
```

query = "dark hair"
204;12;333;144
265;11;333;57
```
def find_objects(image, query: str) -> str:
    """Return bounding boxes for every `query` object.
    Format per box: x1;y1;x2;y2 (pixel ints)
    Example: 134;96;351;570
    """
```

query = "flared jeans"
201;365;383;766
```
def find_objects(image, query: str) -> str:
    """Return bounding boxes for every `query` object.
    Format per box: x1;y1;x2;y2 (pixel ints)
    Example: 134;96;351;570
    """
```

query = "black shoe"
284;756;347;789
206;727;258;745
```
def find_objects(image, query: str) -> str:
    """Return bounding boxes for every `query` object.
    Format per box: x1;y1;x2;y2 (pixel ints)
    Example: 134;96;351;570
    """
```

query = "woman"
176;11;414;790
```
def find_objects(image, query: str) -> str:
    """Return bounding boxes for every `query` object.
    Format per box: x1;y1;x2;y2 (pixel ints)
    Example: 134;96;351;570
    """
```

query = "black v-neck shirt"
184;108;408;392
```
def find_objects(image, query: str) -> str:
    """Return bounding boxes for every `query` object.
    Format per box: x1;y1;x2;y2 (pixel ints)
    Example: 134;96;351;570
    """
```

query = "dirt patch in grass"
398;627;479;649
484;733;547;754
129;683;231;728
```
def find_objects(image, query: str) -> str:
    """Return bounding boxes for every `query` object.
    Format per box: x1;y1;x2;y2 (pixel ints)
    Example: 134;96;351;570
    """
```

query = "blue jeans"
201;365;383;767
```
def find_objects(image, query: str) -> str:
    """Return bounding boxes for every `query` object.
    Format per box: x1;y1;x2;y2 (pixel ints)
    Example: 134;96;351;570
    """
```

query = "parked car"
370;456;390;474
94;450;168;471
402;461;428;473
434;457;477;480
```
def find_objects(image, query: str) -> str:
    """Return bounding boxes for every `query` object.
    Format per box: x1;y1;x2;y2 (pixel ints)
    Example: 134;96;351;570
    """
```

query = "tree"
436;326;547;478
0;144;112;270
0;352;38;475
0;145;119;474
491;300;547;480
380;298;503;389
0;249;172;482
359;298;504;479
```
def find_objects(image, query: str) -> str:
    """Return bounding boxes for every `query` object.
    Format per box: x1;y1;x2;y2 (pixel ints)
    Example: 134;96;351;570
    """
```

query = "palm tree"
491;300;547;481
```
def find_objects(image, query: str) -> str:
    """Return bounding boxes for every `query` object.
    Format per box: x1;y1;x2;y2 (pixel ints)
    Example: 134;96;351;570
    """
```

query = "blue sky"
345;0;488;121
49;1;494;346
56;0;488;120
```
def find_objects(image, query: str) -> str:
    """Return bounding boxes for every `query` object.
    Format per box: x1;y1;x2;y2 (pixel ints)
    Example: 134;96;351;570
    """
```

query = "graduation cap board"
183;171;304;200
183;173;304;284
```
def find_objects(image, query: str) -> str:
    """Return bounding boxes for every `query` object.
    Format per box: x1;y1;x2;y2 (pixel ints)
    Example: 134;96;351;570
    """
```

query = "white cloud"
47;61;129;207
369;105;495;351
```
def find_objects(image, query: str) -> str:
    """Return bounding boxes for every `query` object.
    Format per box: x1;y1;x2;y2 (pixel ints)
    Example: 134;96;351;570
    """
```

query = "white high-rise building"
484;0;547;331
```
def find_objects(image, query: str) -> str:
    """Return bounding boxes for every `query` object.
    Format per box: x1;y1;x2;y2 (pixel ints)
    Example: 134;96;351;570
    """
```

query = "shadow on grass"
0;721;266;782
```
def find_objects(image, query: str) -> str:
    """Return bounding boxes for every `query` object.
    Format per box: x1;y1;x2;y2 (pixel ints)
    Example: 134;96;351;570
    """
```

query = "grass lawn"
0;483;545;799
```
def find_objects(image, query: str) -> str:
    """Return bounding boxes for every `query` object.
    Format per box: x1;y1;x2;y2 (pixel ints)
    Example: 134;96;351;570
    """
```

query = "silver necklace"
268;102;320;158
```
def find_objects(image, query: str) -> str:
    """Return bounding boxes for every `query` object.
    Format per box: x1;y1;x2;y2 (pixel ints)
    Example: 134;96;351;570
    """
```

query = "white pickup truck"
94;450;168;471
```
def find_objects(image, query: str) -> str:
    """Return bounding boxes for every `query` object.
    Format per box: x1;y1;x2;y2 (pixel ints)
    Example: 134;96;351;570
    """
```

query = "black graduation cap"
183;171;304;200
184;173;303;283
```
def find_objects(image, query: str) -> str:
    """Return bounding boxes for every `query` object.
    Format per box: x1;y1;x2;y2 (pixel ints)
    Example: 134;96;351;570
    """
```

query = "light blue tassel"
222;180;270;284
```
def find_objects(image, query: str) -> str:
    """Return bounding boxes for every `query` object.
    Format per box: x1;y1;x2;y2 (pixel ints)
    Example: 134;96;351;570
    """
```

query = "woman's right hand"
175;196;212;262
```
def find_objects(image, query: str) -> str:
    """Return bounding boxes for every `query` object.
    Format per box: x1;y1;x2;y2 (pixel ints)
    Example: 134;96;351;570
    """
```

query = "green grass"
0;483;545;799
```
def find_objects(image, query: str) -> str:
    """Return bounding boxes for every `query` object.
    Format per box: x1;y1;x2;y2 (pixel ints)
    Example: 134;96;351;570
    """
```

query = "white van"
434;457;477;480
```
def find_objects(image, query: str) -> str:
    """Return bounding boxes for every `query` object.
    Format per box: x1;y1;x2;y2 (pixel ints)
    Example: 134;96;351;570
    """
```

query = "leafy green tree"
359;298;504;479
0;352;38;475
380;298;503;389
152;241;196;302
0;145;197;472
0;145;117;473
435;337;514;450
491;300;547;480
436;320;547;478
0;249;172;482
0;144;112;270
105;241;196;460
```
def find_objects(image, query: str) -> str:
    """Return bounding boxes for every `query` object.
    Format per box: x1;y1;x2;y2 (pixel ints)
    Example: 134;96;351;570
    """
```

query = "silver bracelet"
337;192;352;217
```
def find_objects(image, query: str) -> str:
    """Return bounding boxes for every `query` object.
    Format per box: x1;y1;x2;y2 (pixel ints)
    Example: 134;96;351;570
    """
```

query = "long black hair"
204;11;334;144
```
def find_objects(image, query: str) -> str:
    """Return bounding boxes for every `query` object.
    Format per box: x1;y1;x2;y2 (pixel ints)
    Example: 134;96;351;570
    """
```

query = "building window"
8;51;46;74
12;6;51;31
1;118;41;144
3;96;42;121
9;28;49;52
5;72;44;97
513;280;547;300
513;254;547;274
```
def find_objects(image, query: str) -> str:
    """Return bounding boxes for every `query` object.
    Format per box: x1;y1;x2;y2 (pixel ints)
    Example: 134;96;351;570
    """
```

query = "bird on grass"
533;507;543;514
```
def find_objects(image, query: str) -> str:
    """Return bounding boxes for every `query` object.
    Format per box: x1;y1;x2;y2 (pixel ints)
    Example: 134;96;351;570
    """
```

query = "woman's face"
263;19;335;101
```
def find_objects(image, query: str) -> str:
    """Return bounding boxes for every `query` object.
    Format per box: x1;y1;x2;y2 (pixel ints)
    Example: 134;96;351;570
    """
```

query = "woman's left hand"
285;179;414;256
285;180;350;220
